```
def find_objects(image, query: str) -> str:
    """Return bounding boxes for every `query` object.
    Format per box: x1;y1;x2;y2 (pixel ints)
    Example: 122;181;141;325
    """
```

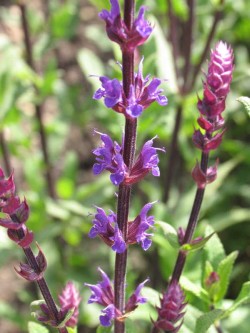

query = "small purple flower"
93;76;123;110
0;170;15;208
92;59;167;119
85;268;114;307
154;282;186;332
100;304;116;327
128;202;155;251
89;206;126;253
93;131;128;186
126;58;168;118
126;137;165;185
99;1;152;51
59;282;81;328
125;279;149;313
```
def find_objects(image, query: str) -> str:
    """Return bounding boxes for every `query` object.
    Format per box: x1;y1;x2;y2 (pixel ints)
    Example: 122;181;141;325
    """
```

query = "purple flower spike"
59;281;81;328
93;131;128;186
125;279;149;313
99;1;152;51
154;282;186;333
85;268;114;307
126;137;165;185
128;202;156;250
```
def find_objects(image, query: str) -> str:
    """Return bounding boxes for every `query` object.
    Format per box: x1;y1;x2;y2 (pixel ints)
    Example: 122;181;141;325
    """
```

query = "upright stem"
114;2;135;333
19;4;56;199
14;226;68;333
163;104;182;202
188;0;224;91
0;131;12;176
170;152;209;283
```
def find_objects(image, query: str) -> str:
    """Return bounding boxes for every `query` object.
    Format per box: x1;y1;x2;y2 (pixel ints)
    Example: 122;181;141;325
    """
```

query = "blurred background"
0;0;249;332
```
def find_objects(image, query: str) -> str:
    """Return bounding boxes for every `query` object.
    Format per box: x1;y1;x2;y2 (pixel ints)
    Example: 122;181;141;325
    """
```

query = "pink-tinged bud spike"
59;282;81;328
14;243;47;281
7;225;34;248
192;161;218;189
154;282;186;333
0;196;30;229
0;173;15;208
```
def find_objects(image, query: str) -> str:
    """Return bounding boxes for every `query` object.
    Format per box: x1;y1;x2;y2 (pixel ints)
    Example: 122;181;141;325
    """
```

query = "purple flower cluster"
89;202;155;253
93;132;164;186
154;282;186;332
85;268;148;326
99;0;152;51
94;59;168;118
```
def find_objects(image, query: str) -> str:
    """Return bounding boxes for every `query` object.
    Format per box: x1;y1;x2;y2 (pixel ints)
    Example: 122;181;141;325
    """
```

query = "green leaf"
181;233;215;253
67;328;78;333
180;276;210;304
222;281;250;318
96;325;113;333
215;251;238;302
203;226;225;271
156;221;179;248
237;96;250;116
194;309;223;333
28;322;49;333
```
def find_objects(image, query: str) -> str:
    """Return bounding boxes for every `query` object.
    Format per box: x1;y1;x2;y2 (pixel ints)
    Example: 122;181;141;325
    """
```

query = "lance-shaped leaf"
237;96;250;116
194;309;224;333
181;233;215;253
156;221;179;249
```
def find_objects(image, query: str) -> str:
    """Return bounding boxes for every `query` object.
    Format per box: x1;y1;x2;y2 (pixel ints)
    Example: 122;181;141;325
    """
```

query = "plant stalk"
114;2;136;333
19;4;56;199
170;152;209;283
0;131;12;176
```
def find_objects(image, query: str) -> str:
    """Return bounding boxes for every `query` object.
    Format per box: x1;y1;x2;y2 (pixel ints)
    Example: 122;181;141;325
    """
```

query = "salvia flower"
92;131;128;186
126;137;165;184
125;278;149;313
193;41;234;153
128;202;156;251
93;58;167;119
85;268;148;326
99;0;152;51
93;132;164;186
154;282;186;332
59;281;81;328
0;196;30;229
89;203;155;252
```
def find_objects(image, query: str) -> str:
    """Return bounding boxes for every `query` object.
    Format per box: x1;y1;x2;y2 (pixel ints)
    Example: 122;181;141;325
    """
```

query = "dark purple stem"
189;0;224;91
163;104;182;202
182;0;195;94
19;4;56;199
0;131;12;176
170;152;209;283
10;217;68;333
114;2;136;333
